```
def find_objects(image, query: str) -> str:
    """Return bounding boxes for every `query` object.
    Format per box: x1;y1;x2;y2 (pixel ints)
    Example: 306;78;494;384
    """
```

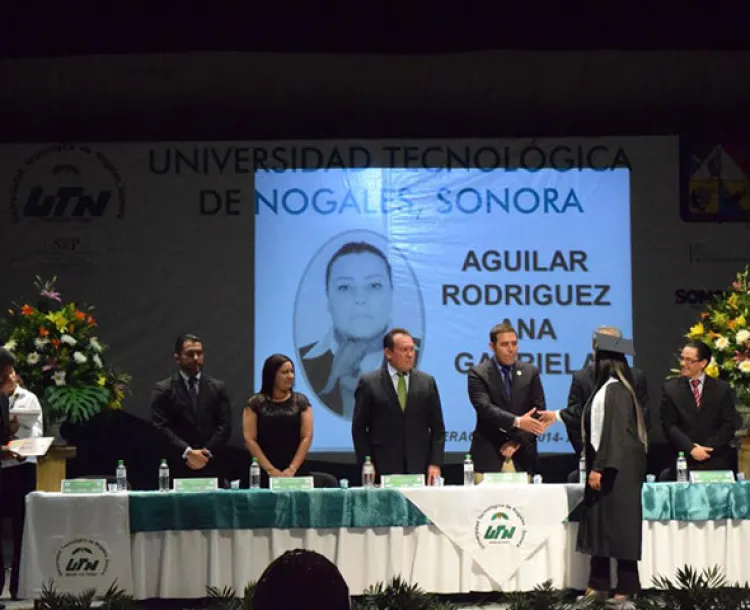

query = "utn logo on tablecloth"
475;504;527;549
55;538;110;578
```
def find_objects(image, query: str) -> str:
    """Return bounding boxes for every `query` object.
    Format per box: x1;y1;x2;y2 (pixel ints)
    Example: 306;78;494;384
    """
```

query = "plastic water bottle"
158;459;170;492
362;456;375;488
249;457;261;489
578;454;587;484
676;451;689;482
115;459;128;492
463;454;474;486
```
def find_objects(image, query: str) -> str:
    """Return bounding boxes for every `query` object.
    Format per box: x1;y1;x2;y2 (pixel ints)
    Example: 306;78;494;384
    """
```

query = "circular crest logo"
56;538;110;578
474;504;527;549
10;144;125;224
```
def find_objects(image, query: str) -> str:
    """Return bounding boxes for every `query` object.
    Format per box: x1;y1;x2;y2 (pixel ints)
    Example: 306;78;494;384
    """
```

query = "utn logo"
65;547;100;573
55;538;109;578
483;512;516;541
11;145;125;223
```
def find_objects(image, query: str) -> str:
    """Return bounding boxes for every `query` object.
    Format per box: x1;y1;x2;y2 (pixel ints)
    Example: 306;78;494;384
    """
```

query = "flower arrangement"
0;276;130;425
682;265;750;422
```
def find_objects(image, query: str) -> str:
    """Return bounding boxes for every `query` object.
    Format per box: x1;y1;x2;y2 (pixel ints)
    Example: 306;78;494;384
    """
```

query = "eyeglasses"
679;356;701;364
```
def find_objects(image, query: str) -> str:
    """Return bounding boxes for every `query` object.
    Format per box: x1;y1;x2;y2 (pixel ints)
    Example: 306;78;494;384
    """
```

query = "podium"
740;437;750;479
36;445;77;492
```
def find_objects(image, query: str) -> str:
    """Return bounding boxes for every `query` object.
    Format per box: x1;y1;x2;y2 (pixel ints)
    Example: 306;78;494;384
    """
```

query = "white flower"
92;354;103;369
53;370;67;386
715;336;731;351
34;337;50;350
73;351;87;364
738;360;750;375
89;338;103;353
61;334;77;346
736;329;750;345
26;352;40;365
3;340;17;352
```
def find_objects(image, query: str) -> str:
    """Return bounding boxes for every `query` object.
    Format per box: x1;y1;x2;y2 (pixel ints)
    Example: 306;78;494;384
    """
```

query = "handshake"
516;408;558;436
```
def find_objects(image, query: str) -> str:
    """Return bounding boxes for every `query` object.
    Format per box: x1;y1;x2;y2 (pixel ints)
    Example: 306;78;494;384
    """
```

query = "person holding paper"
243;354;313;487
577;333;648;602
467;323;546;478
660;340;740;474
0;367;43;601
151;334;232;483
538;326;650;456
352;328;445;484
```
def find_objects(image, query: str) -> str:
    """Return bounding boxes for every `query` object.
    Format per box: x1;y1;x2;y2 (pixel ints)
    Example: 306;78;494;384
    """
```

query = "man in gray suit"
468;323;546;475
352;328;446;484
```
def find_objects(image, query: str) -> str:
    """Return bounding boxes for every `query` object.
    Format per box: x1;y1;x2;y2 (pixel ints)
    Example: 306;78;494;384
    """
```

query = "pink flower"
732;281;741;290
40;289;62;302
734;351;748;363
42;357;59;372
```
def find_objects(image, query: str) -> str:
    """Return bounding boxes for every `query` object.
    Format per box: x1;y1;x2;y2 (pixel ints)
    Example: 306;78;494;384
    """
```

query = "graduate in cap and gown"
578;332;648;602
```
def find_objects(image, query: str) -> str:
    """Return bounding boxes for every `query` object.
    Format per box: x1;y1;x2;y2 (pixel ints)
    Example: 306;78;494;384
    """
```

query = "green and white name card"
173;477;219;492
481;472;529;485
689;470;736;484
269;476;314;491
380;474;425;489
61;479;107;494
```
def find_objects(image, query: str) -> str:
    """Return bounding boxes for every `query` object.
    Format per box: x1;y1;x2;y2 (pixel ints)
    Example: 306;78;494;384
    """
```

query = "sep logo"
55;539;110;578
474;504;527;549
10;144;125;223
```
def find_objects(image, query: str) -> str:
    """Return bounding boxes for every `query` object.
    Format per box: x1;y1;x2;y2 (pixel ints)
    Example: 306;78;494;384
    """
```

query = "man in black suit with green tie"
151;334;232;483
352;328;446;485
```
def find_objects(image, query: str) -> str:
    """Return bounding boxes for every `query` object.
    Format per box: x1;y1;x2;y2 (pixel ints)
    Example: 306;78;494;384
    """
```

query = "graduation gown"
577;379;646;561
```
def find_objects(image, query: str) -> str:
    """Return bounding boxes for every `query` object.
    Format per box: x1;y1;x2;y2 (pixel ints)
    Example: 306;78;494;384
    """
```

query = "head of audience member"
260;354;295;399
383;328;415;374
0;347;17;396
173;333;203;377
679;340;711;380
252;549;350;610
489;323;518;367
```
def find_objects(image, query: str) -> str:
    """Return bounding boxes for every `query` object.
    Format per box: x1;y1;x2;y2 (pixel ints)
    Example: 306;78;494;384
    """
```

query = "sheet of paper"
8;436;54;457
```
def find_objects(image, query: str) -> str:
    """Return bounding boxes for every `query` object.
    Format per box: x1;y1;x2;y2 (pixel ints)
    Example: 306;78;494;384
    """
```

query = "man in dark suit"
151;334;232;483
660;340;740;473
352;328;445;484
468;323;547;476
542;327;650;456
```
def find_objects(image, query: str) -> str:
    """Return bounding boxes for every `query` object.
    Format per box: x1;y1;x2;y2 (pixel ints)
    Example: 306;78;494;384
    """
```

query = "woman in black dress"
243;354;313;486
578;333;648;602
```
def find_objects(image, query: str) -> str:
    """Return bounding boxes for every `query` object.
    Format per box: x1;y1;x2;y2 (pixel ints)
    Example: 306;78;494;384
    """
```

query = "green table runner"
129;482;750;533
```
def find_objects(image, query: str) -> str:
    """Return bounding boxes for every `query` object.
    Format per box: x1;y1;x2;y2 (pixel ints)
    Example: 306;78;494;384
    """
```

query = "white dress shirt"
387;362;410;395
3;386;44;467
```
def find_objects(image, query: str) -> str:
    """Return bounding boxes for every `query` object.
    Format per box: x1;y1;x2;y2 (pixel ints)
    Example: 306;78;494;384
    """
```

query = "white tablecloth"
20;488;750;599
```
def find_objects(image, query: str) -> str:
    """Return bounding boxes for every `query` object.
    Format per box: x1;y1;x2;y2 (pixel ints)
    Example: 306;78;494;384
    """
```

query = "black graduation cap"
593;332;635;356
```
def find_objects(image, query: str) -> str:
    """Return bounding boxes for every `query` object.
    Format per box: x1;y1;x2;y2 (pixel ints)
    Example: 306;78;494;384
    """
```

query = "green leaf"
44;385;111;423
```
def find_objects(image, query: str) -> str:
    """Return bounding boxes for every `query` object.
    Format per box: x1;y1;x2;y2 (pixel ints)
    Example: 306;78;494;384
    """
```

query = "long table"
20;483;750;599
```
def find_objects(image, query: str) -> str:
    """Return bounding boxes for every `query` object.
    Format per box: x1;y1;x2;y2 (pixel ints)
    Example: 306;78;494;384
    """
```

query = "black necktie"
188;377;199;415
501;366;512;398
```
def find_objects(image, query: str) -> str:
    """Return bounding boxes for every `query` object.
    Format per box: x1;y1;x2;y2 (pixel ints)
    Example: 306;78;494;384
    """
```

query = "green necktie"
397;373;407;411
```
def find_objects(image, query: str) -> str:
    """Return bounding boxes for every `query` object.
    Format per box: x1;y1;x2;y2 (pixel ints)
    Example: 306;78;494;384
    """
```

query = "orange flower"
69;324;75;333
38;327;49;337
21;304;34;316
51;339;61;349
707;330;722;339
74;310;86;321
87;315;97;327
728;319;738;330
701;312;710;320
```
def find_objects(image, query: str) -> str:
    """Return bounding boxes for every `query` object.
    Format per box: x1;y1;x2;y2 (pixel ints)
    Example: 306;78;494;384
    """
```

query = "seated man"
253;549;350;610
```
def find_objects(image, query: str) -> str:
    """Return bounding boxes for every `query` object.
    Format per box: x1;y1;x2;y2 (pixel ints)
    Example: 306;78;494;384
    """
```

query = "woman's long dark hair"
260;354;294;397
594;350;648;451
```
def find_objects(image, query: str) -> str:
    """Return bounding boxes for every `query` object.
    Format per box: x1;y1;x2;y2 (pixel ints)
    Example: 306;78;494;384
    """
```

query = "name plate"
269;476;314;491
380;474;425;488
481;472;529;485
689;470;736;484
61;479;107;494
173;477;219;492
